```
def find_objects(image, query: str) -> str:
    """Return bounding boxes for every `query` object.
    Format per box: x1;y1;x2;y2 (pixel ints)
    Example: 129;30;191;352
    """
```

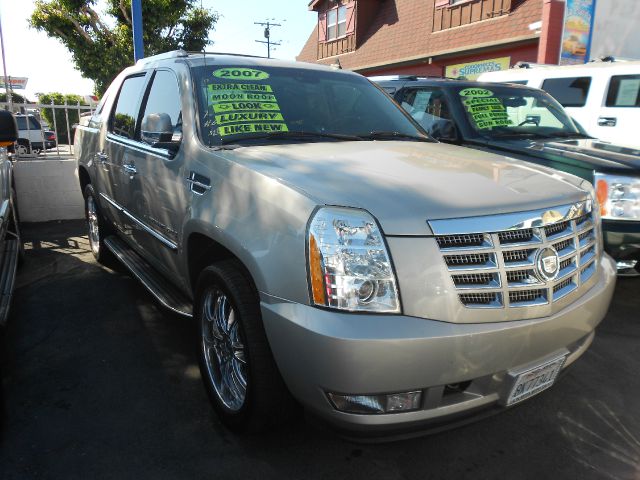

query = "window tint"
542;77;591;107
16;116;41;130
606;75;640;107
140;70;182;145
111;75;146;139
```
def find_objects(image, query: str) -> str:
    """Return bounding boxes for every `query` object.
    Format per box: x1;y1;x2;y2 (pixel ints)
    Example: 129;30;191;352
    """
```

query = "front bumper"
603;219;640;268
261;254;616;435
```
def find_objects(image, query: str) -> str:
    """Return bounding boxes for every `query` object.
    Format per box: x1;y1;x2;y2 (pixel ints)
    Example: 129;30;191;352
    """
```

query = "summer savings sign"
560;0;596;65
445;57;511;81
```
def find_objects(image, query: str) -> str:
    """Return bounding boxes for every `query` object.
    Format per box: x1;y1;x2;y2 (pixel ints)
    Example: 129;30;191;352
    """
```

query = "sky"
0;0;317;101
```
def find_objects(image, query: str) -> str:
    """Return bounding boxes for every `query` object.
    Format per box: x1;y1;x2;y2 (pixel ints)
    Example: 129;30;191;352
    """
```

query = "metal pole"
0;12;12;112
51;100;60;157
131;0;144;62
64;98;71;155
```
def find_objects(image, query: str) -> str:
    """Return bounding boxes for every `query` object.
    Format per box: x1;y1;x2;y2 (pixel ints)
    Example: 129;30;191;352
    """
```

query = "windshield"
191;65;429;146
453;85;583;139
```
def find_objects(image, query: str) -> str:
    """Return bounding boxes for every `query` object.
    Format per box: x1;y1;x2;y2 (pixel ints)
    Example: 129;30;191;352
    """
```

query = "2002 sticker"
213;68;270;80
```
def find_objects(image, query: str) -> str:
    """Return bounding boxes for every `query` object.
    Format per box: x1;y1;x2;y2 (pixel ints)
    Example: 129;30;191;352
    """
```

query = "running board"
104;236;193;318
0;238;20;327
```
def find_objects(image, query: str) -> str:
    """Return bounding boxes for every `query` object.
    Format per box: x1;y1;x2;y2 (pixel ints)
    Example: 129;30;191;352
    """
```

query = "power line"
254;20;282;59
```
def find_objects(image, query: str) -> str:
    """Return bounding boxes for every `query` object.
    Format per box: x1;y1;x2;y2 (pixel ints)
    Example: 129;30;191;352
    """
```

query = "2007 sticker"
213;68;270;80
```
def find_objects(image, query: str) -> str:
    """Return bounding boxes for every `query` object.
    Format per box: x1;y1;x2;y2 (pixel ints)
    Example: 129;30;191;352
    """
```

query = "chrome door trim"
98;192;178;251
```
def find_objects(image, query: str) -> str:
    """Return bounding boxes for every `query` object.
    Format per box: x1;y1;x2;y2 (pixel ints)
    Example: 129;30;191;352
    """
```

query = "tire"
15;141;30;156
195;260;296;432
84;184;114;264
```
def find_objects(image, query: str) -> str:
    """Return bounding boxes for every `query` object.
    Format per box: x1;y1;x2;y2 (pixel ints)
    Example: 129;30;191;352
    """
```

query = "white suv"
479;60;640;149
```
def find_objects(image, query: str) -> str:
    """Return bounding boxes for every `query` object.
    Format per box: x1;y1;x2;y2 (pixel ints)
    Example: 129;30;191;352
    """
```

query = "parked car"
76;51;616;436
14;114;56;154
373;76;640;275
0;110;22;326
478;60;640;149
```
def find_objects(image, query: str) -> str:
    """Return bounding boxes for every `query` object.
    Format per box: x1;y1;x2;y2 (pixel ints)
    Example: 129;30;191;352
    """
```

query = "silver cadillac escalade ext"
75;51;616;437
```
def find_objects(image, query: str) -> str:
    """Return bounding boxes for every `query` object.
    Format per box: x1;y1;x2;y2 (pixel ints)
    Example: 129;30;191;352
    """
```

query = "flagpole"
0;11;12;112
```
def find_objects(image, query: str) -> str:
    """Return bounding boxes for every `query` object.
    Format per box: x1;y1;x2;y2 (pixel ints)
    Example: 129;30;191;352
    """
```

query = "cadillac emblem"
535;246;560;282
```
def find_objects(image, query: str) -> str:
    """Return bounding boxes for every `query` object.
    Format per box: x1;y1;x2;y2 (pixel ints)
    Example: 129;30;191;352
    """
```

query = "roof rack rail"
136;49;189;65
513;61;554;69
185;51;267;59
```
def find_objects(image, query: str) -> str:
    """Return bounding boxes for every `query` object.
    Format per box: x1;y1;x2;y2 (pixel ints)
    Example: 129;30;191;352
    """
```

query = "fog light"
327;391;422;414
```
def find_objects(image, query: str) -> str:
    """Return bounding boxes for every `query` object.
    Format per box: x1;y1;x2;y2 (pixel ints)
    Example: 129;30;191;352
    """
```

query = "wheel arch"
78;166;91;197
186;230;263;298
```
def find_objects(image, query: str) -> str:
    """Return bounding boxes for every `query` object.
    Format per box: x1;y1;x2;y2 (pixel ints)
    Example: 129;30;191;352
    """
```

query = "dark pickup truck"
374;77;640;275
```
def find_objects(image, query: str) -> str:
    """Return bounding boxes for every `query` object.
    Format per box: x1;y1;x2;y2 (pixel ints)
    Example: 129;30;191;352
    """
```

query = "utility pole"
0;12;12;111
254;20;282;58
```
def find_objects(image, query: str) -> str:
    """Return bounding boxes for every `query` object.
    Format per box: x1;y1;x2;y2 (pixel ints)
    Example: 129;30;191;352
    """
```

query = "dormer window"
327;5;347;40
318;1;355;43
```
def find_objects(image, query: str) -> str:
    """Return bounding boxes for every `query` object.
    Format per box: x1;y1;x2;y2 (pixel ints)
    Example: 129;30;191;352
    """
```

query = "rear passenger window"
110;75;147;139
542;77;591;107
606;75;640;107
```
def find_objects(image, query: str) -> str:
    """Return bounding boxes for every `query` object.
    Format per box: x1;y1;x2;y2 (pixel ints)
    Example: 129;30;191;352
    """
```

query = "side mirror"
141;112;181;153
429;119;459;143
0;110;18;145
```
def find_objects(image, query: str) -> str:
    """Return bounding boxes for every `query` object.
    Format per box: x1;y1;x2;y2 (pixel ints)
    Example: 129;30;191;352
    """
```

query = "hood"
487;137;640;173
216;141;588;235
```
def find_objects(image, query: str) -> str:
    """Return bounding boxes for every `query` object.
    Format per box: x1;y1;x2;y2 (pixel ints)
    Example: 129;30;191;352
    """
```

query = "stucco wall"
14;159;85;222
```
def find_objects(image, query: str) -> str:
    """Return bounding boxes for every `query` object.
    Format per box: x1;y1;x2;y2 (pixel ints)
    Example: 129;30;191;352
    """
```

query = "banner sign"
445;57;511;81
0;77;28;90
560;0;597;65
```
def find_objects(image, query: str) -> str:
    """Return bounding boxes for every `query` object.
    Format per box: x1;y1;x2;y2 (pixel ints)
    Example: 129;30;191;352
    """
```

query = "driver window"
140;70;182;146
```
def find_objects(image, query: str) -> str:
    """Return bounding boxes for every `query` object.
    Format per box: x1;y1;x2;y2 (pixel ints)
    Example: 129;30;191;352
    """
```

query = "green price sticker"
459;88;494;97
213;68;270;80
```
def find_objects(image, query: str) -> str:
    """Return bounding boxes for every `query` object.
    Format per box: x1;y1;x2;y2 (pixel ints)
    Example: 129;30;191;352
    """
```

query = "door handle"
122;164;137;175
96;152;108;164
598;117;617;127
186;171;211;195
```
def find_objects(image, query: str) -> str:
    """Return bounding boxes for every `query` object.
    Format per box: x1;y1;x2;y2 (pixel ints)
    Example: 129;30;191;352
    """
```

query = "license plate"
506;355;566;406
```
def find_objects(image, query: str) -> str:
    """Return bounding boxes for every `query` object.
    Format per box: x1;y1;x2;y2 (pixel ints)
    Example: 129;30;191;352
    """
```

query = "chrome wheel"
201;287;248;411
86;194;100;254
15;144;29;156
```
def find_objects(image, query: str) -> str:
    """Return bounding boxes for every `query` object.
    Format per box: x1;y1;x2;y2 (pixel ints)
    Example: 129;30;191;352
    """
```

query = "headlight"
594;172;640;221
307;206;400;313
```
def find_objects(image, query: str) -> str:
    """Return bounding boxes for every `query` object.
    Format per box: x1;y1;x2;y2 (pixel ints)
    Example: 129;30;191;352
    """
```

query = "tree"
0;92;30;104
30;0;218;95
38;92;87;143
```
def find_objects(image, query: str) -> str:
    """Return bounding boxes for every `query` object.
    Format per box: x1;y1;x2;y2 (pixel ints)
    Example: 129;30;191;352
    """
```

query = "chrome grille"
498;229;534;244
432;200;598;309
437;233;486;248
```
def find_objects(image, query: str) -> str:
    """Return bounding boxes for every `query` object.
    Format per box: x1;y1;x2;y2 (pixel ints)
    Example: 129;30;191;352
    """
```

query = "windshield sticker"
204;75;289;137
208;92;277;102
215;112;285;125
208;83;273;92
218;123;289;136
458;88;494;97
461;91;513;129
212;101;280;114
213;68;270;80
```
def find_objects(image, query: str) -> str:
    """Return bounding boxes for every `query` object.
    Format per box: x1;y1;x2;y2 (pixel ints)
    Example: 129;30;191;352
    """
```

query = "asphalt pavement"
1;221;639;480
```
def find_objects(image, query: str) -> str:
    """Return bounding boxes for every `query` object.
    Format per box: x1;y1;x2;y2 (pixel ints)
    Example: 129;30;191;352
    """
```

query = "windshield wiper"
356;131;433;142
219;131;362;145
